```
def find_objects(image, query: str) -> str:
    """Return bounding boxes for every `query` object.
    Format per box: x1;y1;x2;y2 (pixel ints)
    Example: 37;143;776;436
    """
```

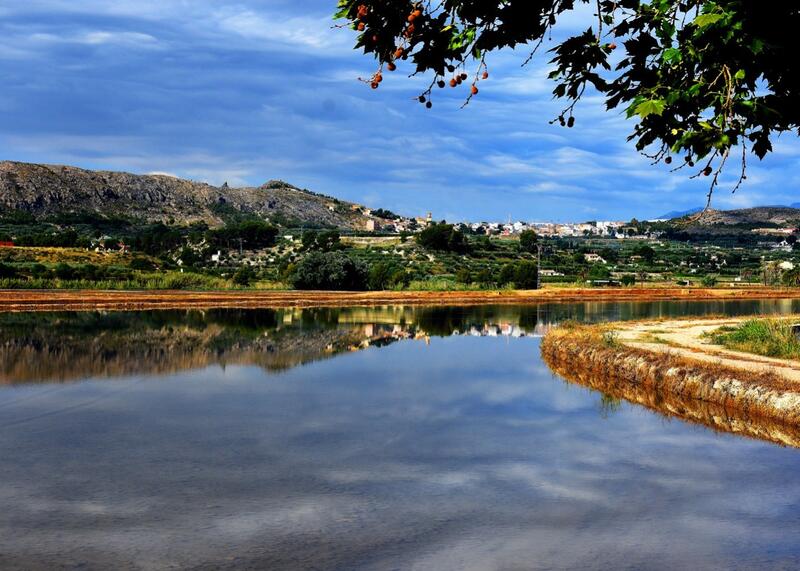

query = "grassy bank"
710;318;800;360
542;323;800;447
541;320;800;429
0;272;228;291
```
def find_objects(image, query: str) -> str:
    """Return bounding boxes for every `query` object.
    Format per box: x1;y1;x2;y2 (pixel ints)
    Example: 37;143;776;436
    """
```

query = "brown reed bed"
541;322;800;445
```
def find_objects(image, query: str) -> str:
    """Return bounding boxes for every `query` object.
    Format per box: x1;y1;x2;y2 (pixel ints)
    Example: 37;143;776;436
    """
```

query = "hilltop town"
1;161;800;292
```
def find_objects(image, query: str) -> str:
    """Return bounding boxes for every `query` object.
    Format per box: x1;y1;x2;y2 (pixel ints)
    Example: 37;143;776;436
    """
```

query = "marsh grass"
601;330;620;348
0;272;283;291
543;322;800;428
404;279;515;292
710;318;800;360
636;332;670;345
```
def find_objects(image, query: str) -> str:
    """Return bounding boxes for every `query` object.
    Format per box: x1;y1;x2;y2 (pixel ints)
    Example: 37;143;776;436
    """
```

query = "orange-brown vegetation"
542;322;800;446
3;286;800;313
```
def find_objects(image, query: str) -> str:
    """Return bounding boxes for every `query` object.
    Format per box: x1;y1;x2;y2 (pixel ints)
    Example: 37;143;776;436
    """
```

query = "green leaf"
694;13;723;28
635;99;666;118
734;69;745;81
662;48;682;64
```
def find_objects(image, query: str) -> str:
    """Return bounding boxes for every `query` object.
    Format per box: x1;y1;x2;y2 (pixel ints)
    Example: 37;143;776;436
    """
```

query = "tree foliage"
206;221;278;250
498;261;539;288
416;222;470;253
336;1;800;202
302;230;343;252
519;229;539;254
291;251;369;290
368;262;409;289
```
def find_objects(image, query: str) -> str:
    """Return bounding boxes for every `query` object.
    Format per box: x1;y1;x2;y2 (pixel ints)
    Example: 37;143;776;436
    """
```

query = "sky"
1;1;800;222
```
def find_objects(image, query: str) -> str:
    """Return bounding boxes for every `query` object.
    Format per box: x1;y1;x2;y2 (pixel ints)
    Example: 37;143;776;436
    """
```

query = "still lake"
3;300;800;569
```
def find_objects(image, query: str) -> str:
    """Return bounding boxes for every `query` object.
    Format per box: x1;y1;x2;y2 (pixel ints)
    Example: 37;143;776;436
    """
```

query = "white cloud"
216;9;348;51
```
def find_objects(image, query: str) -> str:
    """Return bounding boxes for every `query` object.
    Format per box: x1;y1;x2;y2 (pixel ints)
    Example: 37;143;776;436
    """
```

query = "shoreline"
541;318;800;439
2;286;800;312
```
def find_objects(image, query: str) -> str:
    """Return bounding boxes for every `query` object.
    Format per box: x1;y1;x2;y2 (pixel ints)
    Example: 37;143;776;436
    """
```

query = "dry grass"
541;323;800;428
0;246;138;265
2;286;800;313
542;332;800;448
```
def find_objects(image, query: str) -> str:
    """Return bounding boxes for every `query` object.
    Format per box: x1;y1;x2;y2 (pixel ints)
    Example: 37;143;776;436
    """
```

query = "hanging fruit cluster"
344;1;490;109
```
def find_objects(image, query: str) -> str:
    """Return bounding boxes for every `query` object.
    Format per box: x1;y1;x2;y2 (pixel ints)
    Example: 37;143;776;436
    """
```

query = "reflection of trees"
0;310;351;384
7;299;800;387
0;306;546;385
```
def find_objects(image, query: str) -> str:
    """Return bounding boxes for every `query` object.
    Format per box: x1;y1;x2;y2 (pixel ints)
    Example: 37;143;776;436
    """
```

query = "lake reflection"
5;298;800;384
3;301;800;569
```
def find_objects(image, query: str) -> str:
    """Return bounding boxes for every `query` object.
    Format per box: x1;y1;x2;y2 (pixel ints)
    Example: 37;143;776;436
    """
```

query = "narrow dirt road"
616;317;800;383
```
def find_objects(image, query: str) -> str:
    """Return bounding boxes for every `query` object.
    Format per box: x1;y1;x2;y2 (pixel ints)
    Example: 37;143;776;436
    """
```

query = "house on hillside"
92;235;116;252
584;253;607;264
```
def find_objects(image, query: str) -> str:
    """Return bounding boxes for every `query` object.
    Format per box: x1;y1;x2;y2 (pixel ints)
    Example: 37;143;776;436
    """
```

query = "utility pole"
536;243;542;290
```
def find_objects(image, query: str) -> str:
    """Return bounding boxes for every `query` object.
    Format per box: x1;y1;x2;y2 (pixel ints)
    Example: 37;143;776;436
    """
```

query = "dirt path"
1;286;800;312
616;317;800;382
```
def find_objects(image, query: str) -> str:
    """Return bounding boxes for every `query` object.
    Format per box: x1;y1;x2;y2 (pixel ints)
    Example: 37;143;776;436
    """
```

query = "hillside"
660;206;800;241
0;161;384;229
683;206;800;227
656;207;703;219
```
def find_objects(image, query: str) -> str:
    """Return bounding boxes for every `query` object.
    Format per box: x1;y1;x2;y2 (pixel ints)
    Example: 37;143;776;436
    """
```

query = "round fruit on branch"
334;0;800;207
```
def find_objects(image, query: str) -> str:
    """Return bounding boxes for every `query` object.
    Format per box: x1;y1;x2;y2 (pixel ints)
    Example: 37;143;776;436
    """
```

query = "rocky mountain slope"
0;161;378;229
659;206;800;240
685;206;800;227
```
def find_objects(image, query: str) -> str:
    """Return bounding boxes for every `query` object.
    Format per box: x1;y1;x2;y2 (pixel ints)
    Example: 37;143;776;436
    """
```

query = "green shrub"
711;319;800;359
475;268;493;285
301;230;342;252
368;262;408;290
455;268;472;284
416;223;469;253
497;261;538;289
232;265;257;286
588;264;611;280
513;260;539;289
54;262;75;280
0;262;16;279
130;257;157;271
291;251;368;290
519;230;538;254
206;220;278;250
498;264;516;286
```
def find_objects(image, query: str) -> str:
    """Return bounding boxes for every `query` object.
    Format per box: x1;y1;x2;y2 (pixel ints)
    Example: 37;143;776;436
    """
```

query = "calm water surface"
3;300;800;569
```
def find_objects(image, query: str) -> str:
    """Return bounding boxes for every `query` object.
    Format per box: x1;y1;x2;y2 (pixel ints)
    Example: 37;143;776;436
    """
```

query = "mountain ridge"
0;161;383;229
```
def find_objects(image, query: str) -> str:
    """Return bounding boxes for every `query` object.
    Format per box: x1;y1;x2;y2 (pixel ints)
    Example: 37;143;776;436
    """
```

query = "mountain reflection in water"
5;300;800;569
5;298;800;384
0;306;549;384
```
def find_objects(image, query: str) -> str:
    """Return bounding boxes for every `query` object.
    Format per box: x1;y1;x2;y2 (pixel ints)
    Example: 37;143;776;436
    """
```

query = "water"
2;300;800;569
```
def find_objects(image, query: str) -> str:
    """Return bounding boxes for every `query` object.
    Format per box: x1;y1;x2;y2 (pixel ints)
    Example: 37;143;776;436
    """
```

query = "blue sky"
1;1;799;221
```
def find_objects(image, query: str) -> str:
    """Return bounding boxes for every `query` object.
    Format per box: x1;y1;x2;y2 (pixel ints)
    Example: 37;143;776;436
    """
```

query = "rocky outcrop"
0;161;370;228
